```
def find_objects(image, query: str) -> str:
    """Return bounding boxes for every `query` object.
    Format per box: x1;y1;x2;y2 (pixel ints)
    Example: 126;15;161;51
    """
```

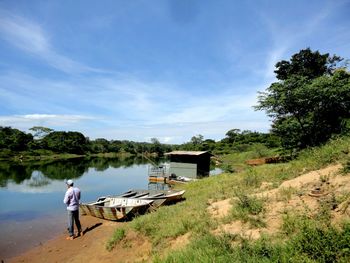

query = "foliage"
160;221;350;263
0;126;33;151
29;126;53;139
0;125;281;161
256;48;350;151
274;47;342;80
225;190;266;227
41;131;88;154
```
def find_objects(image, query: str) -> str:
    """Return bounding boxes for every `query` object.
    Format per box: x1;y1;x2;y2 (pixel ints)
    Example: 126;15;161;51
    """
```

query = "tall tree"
225;129;241;143
274;47;342;80
191;134;204;145
0;126;33;151
29;126;54;139
256;48;350;150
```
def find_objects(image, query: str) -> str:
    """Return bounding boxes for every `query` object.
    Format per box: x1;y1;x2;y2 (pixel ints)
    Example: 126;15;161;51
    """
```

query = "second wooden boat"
116;189;185;207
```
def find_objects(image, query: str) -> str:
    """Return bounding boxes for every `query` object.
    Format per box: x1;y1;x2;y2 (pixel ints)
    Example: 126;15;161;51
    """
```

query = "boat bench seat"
133;193;149;198
147;193;164;198
120;191;137;197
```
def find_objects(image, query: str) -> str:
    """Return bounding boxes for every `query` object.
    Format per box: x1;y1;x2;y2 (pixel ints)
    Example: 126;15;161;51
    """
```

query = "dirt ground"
8;164;350;263
208;164;350;239
8;216;151;263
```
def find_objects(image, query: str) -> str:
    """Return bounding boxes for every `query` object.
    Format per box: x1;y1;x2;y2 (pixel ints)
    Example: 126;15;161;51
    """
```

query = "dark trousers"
67;210;82;237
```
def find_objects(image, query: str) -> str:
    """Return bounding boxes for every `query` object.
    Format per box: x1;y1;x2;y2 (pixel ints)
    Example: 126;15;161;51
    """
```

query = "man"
63;179;82;240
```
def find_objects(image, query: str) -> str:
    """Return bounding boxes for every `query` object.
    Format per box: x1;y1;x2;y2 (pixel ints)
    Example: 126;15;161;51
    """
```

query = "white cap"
66;179;74;186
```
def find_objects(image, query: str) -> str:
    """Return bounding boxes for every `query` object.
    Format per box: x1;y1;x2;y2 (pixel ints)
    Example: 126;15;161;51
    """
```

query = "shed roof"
165;151;211;156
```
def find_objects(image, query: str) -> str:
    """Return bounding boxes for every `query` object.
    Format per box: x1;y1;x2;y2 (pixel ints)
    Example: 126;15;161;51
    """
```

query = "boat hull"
80;198;153;221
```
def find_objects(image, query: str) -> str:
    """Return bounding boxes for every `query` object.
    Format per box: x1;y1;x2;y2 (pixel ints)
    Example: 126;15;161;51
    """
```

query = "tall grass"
106;228;126;251
160;221;350;263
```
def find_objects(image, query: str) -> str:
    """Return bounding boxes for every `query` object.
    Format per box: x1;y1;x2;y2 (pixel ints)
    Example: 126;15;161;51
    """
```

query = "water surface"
0;156;156;259
0;156;220;260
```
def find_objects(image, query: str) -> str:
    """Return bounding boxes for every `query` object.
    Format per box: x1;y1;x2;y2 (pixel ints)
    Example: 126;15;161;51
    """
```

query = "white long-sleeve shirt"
63;187;81;211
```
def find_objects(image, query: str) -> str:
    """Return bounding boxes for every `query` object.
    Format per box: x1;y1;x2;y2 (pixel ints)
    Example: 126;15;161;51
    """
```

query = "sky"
0;0;349;144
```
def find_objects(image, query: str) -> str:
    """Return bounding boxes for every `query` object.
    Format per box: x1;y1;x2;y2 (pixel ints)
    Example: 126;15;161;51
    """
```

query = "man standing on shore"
63;179;82;240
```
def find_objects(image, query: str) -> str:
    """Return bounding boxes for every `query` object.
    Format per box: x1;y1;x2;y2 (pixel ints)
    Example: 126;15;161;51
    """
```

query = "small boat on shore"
168;175;197;184
119;189;185;207
80;197;153;221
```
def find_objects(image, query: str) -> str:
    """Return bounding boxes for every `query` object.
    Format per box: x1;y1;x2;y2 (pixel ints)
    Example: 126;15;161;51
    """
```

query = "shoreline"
7;215;123;263
1;213;65;261
0;152;134;163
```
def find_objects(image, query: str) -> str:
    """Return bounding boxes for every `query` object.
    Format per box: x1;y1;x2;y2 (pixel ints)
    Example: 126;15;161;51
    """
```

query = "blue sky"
0;0;349;144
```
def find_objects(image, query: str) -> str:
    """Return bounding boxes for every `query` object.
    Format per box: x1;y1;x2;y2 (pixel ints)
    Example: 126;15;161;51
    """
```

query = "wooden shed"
165;151;212;178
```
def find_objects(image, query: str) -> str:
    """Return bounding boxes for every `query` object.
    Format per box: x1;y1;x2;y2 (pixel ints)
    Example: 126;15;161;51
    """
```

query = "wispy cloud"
0;114;95;130
257;1;341;81
0;11;105;74
0;69;269;142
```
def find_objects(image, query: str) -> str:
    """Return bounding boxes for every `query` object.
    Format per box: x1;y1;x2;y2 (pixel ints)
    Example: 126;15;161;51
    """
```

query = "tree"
274;48;342;80
256;48;350;150
109;140;122;153
0;126;33;151
90;138;110;153
29;126;54;139
42;131;88;154
191;134;204;145
225;129;241;144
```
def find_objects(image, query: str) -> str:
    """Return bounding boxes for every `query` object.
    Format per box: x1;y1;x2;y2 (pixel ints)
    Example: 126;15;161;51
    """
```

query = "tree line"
0;125;277;157
1;48;349;158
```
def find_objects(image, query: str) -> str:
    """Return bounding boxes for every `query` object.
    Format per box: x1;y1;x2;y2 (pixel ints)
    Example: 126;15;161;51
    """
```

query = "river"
0;156;220;260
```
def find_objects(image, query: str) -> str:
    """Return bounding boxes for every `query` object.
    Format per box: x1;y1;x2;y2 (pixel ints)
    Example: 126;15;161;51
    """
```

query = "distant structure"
164;151;212;178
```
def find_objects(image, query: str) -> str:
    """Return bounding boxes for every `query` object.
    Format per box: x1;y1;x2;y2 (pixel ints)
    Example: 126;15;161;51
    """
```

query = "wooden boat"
103;189;186;208
148;175;167;183
80;197;153;221
168;175;197;184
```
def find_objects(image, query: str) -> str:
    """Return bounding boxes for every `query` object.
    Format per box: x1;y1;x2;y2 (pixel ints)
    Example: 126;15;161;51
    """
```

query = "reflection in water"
148;182;171;191
0;156;164;260
0;156;220;260
0;156;162;188
26;171;50;187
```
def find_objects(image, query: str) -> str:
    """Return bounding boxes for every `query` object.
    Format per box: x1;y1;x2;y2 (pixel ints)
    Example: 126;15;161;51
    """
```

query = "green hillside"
107;135;350;262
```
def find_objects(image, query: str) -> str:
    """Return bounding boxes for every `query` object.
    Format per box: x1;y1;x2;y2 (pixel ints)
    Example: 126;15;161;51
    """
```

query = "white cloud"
0;69;270;143
0;114;95;131
0;12;104;74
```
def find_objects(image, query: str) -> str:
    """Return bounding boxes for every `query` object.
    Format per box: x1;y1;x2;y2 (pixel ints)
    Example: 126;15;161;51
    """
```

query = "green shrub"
242;168;261;188
234;191;265;215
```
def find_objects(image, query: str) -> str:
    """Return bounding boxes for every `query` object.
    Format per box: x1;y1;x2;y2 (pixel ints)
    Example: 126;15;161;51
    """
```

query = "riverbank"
7;162;350;262
7;216;147;263
0;150;136;163
6;136;350;262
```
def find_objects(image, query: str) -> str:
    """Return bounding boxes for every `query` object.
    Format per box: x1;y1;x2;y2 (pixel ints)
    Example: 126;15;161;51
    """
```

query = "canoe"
80;197;153;221
105;189;186;207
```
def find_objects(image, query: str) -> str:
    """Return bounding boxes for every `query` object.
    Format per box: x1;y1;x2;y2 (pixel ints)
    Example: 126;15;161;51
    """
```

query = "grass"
158;219;350;263
106;228;126;251
106;135;350;261
221;190;266;228
277;187;298;202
